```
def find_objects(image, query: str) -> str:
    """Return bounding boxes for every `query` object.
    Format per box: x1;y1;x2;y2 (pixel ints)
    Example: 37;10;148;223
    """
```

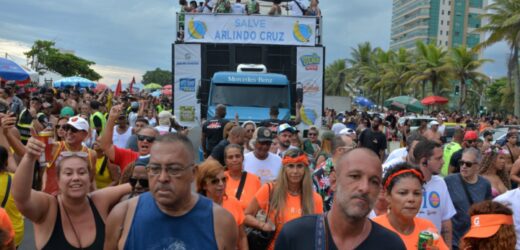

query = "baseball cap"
158;111;173;125
483;130;493;137
278;123;296;134
339;128;356;136
135;155;150;167
463;214;513;239
256;127;274;143
131;101;139;109
429;121;439;126
464;131;478;141
60;106;75;117
67;116;89;131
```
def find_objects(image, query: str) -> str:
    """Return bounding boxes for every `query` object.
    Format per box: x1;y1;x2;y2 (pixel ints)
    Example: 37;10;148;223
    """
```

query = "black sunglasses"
63;125;80;133
210;176;227;185
459;160;477;168
137;135;156;143
129;177;149;188
55;124;64;129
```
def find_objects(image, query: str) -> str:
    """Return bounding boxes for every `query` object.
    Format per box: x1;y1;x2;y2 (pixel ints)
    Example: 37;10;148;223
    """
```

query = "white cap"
67;116;89;131
429;120;440;126
158;111;173;126
339;128;356;136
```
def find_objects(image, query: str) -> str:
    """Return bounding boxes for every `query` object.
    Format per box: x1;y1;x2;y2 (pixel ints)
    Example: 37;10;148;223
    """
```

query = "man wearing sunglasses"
448;130;479;175
445;148;492;250
43;115;97;195
99;105;159;172
105;134;238;250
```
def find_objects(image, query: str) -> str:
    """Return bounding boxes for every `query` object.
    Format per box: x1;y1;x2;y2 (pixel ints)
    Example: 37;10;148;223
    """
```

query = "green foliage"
24;40;101;81
324;59;348;96
486;77;513;113
142;68;172;86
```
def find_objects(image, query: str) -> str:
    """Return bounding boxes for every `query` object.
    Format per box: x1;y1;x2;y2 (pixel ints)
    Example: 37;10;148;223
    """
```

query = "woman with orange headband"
373;162;449;250
460;200;516;250
244;148;323;250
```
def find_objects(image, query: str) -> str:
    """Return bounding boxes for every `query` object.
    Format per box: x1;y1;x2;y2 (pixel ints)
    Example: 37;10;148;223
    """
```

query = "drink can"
418;231;434;250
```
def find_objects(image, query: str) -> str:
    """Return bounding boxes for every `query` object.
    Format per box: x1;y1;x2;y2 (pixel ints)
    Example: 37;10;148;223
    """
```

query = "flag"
129;76;135;94
115;79;122;97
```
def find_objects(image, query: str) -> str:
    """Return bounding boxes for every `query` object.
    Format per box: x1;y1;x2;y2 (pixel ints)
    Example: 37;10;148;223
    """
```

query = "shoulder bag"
246;183;275;250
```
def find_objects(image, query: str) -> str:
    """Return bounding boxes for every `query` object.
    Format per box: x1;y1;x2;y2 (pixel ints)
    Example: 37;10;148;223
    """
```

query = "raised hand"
26;129;46;159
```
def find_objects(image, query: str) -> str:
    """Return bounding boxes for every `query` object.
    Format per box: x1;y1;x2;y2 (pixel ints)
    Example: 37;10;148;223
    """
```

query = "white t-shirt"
155;125;176;135
146;117;157;127
438;124;446;136
288;0;308;16
113;126;133;149
244;152;282;184
494;188;520;250
128;112;138;127
416;175;457;232
203;0;216;13
231;3;245;14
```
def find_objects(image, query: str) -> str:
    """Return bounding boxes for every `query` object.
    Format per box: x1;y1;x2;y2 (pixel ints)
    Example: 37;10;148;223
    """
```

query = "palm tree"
382;48;413;96
348;42;374;94
361;48;391;107
324;59;349;96
475;0;520;116
447;46;491;111
409;41;451;96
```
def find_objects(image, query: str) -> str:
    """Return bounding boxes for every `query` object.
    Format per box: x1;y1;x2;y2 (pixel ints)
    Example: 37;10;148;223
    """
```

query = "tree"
409;41;451;96
486;77;513;113
324;59;349;96
142;68;172;86
475;0;520;116
24;40;101;80
348;42;374;94
447;46;491;112
382;48;413;96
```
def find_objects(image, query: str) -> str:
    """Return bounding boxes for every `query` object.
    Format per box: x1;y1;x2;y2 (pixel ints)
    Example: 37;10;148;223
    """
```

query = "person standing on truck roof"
260;102;302;132
202;104;229;158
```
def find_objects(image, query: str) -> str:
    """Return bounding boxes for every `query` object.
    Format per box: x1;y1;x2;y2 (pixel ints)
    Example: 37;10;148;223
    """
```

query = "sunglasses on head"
210;176;227;185
459;160;477;168
63;125;80;133
129;177;149;188
137;135;155;143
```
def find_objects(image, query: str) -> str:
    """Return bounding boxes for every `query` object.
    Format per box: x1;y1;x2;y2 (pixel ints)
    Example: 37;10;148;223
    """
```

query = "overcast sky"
0;0;509;85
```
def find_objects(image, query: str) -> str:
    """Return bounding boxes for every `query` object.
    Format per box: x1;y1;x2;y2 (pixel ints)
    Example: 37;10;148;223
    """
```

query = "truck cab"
206;68;291;123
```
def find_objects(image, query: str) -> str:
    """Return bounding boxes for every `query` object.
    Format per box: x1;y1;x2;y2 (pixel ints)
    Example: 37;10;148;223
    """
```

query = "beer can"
418;231;434;250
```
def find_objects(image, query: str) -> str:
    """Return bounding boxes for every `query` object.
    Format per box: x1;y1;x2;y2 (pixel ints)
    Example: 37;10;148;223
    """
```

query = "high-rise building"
390;0;486;50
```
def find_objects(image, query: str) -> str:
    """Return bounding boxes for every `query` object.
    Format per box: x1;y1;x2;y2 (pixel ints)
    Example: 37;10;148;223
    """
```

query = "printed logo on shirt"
426;191;440;208
149;237;187;250
207;121;222;129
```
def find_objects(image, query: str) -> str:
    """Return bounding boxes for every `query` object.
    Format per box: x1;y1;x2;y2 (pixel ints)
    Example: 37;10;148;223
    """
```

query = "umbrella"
162;84;172;96
94;83;108;93
144;83;162;90
0;58;30;81
384;96;425;113
53;76;96;88
353;96;374;108
150;90;162;97
421;96;449;105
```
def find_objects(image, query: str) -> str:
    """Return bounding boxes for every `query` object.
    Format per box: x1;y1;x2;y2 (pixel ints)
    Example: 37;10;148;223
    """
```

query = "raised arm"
12;133;52;224
90;183;132;218
1;114;26;157
99;105;123;162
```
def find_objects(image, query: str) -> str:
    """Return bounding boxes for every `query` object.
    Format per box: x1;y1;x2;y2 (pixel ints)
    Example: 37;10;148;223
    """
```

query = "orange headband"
384;169;424;190
282;154;309;166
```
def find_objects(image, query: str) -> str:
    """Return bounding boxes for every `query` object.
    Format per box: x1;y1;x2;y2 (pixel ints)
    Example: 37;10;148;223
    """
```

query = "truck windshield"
210;84;289;108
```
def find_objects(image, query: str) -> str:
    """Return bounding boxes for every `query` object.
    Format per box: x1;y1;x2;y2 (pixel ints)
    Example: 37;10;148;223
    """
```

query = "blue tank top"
124;192;218;250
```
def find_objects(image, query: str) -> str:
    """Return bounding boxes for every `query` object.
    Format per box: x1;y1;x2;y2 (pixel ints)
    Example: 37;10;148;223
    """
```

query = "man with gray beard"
275;148;405;250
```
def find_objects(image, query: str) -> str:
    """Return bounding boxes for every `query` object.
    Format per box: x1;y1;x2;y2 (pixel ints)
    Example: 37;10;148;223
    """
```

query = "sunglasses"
63;125;80;133
308;133;317;136
466;140;476;144
459;160;478;168
210;176;227;185
137;135;155;143
55;124;65;130
129;177;149;188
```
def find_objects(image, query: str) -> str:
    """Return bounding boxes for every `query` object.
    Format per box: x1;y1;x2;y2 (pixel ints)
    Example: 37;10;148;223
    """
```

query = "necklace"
60;197;83;250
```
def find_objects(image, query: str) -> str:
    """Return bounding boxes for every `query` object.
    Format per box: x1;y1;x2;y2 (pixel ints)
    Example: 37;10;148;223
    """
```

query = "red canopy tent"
421;96;449;105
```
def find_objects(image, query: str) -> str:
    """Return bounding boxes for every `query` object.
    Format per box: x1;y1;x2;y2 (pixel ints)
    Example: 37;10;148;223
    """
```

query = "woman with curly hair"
196;159;248;250
479;146;511;197
460;200;516;250
244;148;323;250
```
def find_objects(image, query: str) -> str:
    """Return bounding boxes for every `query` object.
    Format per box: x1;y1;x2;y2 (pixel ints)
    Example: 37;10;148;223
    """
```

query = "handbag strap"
235;171;248;200
1;175;12;208
458;174;474;205
293;0;306;13
315;212;329;250
98;156;108;175
264;183;272;223
506;144;516;163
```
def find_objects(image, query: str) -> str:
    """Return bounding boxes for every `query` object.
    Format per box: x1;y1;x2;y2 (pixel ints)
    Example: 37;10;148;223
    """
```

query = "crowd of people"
0;77;519;250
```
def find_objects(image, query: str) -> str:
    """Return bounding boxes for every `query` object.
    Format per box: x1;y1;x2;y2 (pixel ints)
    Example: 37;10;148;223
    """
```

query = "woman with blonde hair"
479;145;511;197
196;159;248;250
244;148;323;250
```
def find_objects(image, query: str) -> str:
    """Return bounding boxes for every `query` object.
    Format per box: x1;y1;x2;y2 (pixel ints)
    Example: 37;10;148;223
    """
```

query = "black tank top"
41;197;104;250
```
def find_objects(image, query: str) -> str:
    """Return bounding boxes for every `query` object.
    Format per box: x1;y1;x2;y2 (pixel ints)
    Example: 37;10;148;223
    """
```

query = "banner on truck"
296;46;324;130
174;44;201;127
183;13;317;46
